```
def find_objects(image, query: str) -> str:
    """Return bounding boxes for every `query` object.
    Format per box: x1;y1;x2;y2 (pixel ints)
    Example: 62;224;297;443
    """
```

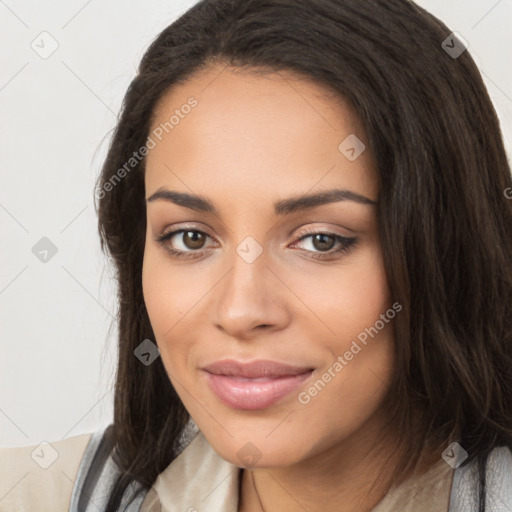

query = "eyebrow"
145;188;377;215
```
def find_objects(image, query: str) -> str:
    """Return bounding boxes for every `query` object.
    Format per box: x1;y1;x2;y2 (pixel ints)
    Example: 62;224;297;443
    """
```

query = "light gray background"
1;0;511;447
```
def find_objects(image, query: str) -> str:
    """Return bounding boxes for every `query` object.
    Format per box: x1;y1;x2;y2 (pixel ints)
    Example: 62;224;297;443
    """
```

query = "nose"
214;246;291;340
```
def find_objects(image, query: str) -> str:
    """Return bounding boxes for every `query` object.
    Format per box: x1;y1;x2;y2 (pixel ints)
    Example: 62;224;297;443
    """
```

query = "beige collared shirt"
0;433;91;511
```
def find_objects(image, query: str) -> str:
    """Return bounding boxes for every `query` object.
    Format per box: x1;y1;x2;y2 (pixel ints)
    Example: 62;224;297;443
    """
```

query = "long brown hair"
94;0;512;509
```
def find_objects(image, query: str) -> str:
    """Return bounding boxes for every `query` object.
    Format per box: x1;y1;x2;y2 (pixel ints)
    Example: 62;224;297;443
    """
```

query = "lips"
202;359;314;410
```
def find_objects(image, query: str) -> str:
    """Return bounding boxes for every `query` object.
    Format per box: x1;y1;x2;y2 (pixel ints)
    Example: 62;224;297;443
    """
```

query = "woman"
1;0;511;511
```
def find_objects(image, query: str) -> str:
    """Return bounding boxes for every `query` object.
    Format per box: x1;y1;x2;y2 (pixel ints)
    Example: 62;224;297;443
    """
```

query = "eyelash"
155;226;358;261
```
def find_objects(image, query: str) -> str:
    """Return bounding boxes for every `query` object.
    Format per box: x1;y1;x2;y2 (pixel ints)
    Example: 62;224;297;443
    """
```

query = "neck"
238;412;417;512
241;451;399;511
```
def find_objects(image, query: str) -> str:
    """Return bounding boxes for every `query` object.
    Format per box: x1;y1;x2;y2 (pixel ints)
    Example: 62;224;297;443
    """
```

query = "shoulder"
0;426;108;512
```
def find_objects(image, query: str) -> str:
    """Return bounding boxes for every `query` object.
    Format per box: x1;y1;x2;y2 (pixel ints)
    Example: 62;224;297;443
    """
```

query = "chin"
213;435;304;469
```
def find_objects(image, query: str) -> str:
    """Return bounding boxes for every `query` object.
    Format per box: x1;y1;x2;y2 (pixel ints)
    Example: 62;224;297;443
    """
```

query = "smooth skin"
142;63;401;512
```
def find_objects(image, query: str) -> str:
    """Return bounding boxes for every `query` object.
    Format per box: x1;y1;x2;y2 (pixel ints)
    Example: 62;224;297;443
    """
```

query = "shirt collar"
152;430;241;512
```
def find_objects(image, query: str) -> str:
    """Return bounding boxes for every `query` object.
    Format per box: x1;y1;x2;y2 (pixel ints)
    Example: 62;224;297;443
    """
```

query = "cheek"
283;240;391;348
142;242;203;334
142;250;173;333
141;247;191;365
294;335;394;461
293;258;395;446
142;242;218;386
292;244;395;420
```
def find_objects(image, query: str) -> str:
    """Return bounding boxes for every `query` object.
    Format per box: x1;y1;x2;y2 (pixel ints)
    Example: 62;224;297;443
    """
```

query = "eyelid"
157;222;215;239
156;224;218;247
292;224;355;240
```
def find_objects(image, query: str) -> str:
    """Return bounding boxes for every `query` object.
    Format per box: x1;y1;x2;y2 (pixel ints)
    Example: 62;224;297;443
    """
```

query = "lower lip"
204;371;313;410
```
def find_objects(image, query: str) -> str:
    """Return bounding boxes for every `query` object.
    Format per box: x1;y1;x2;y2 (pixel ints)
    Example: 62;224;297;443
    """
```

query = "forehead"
145;64;378;208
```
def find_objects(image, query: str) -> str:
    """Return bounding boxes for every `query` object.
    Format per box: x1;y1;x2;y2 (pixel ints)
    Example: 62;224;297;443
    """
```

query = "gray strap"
69;425;148;512
69;426;109;512
448;455;480;511
449;446;512;511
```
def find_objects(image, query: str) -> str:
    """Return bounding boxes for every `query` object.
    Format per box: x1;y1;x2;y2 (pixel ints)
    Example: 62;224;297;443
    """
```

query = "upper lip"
202;359;314;378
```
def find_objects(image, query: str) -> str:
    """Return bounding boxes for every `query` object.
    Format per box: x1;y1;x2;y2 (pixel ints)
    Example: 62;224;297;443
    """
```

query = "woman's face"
142;64;397;468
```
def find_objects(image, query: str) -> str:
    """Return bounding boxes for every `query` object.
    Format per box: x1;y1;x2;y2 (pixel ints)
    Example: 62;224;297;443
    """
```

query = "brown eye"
291;230;358;260
156;228;213;258
182;230;206;249
311;233;336;251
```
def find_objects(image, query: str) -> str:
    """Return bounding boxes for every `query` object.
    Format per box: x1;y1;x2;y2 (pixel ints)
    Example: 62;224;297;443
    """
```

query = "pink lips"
202;359;314;410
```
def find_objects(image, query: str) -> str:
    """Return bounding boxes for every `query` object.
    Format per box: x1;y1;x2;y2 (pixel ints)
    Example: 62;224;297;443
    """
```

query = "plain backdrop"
1;0;511;447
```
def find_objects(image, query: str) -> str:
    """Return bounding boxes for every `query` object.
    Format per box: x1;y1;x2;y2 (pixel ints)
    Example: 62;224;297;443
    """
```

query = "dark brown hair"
94;0;512;510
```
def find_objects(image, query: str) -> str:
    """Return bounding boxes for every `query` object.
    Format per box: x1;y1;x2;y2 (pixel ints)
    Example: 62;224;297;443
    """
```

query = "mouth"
202;359;314;410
